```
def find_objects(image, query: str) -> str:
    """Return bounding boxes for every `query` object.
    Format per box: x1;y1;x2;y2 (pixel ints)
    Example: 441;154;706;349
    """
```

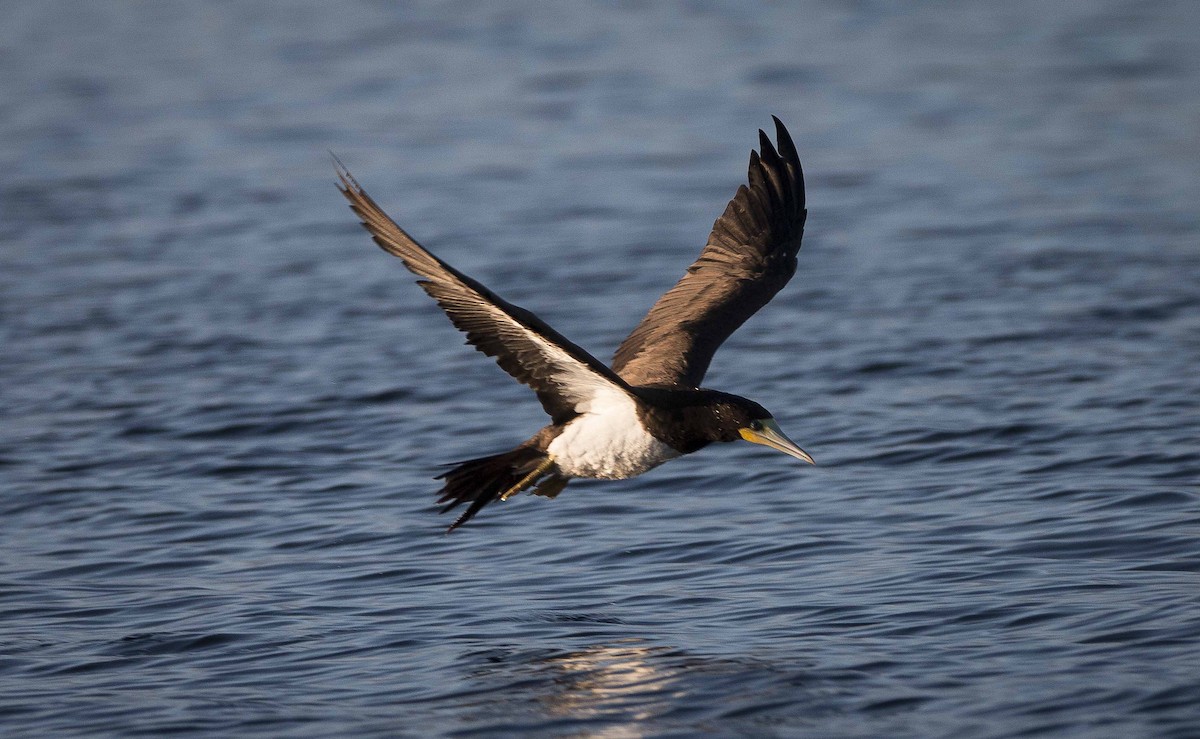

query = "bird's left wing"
336;160;632;425
611;117;806;388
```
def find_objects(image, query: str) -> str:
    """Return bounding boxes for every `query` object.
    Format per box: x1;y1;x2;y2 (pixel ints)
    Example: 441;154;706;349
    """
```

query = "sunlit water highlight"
2;2;1198;736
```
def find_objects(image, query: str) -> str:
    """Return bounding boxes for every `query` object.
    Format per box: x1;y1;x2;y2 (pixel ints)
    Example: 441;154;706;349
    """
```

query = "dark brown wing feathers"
611;117;806;388
335;159;629;424
337;117;802;413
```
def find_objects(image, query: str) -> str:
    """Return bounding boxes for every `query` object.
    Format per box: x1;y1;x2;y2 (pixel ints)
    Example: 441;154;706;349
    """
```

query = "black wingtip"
758;128;780;163
769;116;804;210
329;150;347;176
330;151;362;195
746;148;764;189
771;117;796;157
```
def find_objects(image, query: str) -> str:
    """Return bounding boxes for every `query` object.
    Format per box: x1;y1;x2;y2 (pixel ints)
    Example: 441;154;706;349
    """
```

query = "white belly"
547;392;680;479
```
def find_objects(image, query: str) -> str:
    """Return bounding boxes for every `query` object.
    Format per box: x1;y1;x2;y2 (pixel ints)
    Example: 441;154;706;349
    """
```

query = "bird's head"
706;394;815;465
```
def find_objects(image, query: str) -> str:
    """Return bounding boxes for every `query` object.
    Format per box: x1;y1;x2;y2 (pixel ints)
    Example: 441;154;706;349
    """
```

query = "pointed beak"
739;419;815;465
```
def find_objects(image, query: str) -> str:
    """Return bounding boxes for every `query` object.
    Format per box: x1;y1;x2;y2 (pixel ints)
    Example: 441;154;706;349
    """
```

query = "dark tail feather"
435;447;553;532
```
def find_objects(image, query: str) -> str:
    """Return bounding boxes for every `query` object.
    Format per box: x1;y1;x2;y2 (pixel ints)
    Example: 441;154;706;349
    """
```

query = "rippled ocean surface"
3;1;1199;736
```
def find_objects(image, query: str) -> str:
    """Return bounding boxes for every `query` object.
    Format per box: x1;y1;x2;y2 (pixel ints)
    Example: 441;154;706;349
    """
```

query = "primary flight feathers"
612;116;807;387
337;117;812;531
335;160;632;425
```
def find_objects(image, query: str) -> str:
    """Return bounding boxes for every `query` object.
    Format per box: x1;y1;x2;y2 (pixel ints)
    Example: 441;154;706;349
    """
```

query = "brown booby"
337;116;813;531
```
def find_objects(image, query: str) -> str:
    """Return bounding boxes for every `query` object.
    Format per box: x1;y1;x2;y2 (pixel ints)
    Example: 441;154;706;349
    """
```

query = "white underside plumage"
547;386;680;479
390;251;680;479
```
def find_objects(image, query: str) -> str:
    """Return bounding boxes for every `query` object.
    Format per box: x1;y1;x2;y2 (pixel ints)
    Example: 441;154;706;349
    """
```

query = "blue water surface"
2;2;1199;736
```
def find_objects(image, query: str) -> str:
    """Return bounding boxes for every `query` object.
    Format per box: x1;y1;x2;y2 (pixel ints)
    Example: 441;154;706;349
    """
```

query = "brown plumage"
612;116;806;388
334;160;630;427
336;117;812;531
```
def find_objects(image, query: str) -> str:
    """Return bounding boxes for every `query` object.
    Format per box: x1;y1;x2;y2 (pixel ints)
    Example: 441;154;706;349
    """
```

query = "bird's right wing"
611;117;806;388
336;160;632;425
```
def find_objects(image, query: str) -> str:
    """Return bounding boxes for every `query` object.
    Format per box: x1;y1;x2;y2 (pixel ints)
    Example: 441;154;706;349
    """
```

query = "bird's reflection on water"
530;642;678;722
457;633;813;736
460;639;686;735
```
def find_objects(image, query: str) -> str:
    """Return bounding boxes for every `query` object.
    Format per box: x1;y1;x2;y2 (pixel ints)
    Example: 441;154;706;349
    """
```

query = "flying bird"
337;116;813;531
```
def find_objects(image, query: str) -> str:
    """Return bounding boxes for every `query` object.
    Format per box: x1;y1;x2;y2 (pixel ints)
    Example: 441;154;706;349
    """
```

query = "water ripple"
3;1;1199;736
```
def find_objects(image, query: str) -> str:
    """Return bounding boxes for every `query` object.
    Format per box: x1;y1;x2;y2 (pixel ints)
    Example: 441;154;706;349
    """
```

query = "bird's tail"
436;447;557;532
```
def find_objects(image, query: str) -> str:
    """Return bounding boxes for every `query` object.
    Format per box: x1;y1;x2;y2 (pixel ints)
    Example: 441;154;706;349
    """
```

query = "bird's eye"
749;420;764;432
